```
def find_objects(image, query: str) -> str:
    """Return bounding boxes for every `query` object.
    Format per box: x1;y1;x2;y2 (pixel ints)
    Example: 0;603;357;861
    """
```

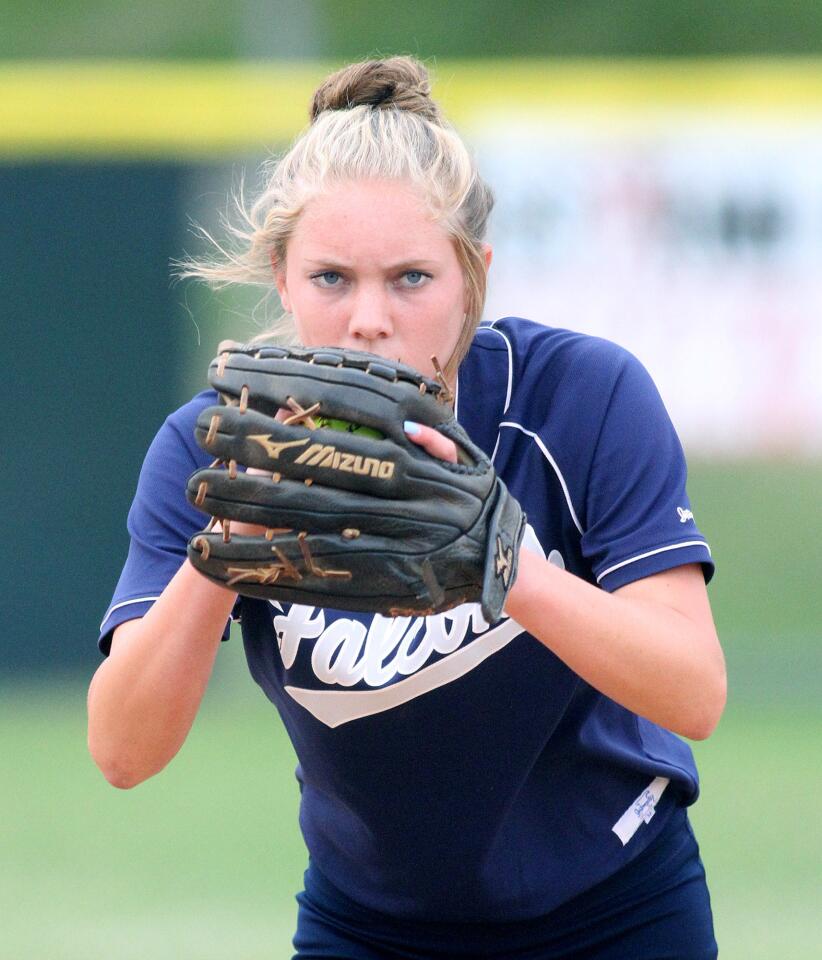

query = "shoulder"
468;317;649;427
127;389;222;546
144;389;220;472
164;389;219;442
130;389;221;507
475;317;636;378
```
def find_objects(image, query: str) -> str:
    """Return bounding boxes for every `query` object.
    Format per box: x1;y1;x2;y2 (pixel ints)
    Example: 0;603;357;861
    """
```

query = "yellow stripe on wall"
2;59;822;158
0;62;319;158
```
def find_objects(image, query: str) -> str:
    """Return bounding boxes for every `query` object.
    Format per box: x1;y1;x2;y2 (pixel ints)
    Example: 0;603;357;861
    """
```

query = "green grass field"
4;460;820;959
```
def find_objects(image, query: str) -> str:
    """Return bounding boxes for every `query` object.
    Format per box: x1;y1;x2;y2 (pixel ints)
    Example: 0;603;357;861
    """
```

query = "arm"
88;394;294;789
504;550;726;740
407;423;726;741
87;561;236;789
88;393;246;789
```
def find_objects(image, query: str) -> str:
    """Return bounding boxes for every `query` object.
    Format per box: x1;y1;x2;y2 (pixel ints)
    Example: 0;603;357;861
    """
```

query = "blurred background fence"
2;2;821;958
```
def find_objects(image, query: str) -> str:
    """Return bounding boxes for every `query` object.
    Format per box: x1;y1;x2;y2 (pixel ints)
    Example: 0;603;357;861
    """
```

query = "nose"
346;282;393;345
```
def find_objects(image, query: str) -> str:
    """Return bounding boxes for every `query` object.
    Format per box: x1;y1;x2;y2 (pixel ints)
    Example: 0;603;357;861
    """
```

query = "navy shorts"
292;810;717;960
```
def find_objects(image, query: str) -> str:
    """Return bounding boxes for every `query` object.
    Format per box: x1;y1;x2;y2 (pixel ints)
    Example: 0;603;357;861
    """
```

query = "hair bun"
310;56;442;124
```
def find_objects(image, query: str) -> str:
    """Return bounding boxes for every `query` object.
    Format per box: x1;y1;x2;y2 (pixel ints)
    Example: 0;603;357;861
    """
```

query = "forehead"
292;178;452;260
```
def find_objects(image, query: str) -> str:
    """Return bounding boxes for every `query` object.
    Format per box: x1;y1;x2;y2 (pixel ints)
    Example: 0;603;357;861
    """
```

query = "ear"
462;243;493;314
272;255;291;312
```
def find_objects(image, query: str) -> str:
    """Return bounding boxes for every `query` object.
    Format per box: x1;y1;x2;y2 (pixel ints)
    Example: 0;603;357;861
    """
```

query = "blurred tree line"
4;0;822;60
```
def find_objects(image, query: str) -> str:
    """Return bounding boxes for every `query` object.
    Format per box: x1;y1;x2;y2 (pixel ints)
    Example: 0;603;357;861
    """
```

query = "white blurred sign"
477;119;822;455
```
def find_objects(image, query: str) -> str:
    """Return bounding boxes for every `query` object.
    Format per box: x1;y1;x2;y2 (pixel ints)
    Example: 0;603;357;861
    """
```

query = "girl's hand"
403;420;458;463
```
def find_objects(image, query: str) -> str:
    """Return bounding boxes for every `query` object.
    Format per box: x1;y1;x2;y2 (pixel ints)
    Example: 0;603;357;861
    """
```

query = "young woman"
88;57;725;959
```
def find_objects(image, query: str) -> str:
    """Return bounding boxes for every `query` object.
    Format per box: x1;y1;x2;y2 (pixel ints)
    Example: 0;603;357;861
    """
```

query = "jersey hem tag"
611;776;670;846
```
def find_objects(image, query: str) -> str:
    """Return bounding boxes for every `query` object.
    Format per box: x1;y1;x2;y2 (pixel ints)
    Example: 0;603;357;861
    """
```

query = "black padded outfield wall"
2;163;188;673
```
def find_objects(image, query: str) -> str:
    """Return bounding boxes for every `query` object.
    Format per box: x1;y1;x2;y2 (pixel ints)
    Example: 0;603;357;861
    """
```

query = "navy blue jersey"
99;317;714;923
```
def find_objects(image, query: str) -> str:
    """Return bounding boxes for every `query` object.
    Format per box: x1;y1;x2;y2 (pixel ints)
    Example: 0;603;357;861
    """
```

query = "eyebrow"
303;258;440;271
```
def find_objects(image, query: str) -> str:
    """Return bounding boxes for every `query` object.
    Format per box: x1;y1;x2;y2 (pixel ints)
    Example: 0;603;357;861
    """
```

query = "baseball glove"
185;343;526;623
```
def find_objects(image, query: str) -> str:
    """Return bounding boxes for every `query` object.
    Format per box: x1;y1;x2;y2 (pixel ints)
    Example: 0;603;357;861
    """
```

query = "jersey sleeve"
98;393;235;654
579;350;714;592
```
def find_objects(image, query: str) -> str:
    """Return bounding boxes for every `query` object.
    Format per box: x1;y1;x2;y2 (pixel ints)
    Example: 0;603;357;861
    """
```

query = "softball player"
89;57;725;959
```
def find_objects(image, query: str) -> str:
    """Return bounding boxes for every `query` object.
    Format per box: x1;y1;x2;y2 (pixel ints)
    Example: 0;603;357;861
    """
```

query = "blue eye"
310;270;343;288
400;270;430;287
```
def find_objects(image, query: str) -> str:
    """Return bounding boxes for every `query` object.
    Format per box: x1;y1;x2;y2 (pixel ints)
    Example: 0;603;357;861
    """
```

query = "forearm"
87;560;236;788
504;549;726;740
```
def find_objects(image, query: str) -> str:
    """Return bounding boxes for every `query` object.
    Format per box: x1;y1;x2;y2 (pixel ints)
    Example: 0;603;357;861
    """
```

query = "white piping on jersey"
455;323;513;422
99;595;161;632
492;417;711;582
100;593;240;633
480;323;514;413
596;541;712;583
496;421;584;535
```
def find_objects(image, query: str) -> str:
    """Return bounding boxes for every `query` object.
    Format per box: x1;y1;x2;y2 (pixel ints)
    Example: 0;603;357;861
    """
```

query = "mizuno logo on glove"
294;443;396;479
248;434;395;479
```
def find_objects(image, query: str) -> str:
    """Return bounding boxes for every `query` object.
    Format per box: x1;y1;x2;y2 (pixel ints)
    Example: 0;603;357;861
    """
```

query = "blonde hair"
179;56;494;377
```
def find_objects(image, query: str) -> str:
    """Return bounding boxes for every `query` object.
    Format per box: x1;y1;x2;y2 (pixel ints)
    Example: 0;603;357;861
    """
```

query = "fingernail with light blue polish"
404;420;421;435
